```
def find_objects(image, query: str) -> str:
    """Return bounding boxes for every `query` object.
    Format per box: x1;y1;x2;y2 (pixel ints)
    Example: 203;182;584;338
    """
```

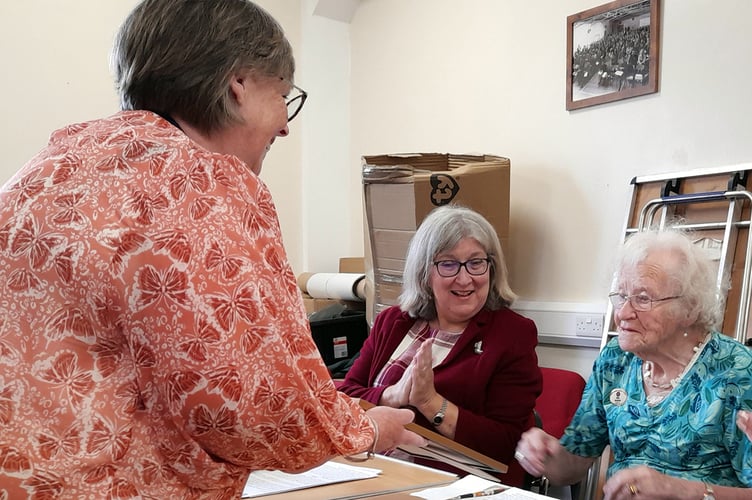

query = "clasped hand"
381;339;437;410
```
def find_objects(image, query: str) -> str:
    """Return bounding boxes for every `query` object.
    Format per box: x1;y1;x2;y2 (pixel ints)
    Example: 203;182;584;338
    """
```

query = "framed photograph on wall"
566;0;660;111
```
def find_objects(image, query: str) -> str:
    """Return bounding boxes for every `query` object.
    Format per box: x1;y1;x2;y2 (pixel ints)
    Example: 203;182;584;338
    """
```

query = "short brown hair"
111;0;294;134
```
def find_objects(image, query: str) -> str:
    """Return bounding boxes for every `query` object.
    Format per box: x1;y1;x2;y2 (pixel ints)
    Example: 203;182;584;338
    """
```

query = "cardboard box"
302;294;341;315
372;229;415;260
373;256;406;275
338;257;365;274
301;294;366;315
371;228;413;275
362;153;511;324
363;153;510;239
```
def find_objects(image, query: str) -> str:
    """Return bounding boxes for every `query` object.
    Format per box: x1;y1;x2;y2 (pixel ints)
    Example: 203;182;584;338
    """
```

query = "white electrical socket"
575;314;604;337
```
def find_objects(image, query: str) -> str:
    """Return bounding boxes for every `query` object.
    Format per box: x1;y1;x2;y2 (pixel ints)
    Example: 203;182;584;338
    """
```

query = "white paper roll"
304;273;366;301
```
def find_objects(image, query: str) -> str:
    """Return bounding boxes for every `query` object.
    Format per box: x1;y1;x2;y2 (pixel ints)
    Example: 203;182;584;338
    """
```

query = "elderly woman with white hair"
516;227;752;499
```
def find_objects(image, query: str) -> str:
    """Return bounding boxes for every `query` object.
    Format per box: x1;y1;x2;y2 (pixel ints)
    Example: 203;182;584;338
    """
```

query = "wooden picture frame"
566;0;660;111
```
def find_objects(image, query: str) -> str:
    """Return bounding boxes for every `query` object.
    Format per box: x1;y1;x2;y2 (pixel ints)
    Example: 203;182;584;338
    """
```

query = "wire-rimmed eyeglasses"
286;84;307;122
434;258;491;278
608;292;682;312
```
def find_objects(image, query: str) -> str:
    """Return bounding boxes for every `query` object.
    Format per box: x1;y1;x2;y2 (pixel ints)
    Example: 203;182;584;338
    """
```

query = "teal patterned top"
561;332;752;486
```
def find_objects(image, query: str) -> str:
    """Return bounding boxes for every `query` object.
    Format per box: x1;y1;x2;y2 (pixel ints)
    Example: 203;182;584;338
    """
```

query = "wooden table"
247;455;458;500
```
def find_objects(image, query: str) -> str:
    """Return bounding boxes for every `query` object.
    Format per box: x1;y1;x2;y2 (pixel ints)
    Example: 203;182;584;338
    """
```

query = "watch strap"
432;397;448;426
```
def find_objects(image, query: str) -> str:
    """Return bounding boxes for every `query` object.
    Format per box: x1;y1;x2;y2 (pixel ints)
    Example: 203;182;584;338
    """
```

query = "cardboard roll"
297;272;366;301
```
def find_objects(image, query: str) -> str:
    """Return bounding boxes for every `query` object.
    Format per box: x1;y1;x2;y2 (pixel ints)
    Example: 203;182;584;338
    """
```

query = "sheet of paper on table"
241;460;381;498
411;474;552;500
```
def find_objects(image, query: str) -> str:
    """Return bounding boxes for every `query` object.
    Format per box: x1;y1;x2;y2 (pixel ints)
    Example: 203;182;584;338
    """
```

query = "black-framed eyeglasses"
608;292;682;312
433;258;491;277
285;84;307;122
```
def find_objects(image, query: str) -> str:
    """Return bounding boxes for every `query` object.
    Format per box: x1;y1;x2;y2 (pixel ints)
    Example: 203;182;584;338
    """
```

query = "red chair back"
536;367;586;438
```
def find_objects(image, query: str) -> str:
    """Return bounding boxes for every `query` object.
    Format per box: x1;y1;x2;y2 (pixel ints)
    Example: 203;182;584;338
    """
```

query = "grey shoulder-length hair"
111;0;294;134
399;204;516;319
613;226;727;333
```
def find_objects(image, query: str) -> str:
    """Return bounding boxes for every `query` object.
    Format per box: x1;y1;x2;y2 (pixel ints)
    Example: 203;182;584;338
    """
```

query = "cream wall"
0;1;139;168
343;0;752;375
0;0;305;269
348;0;752;302
3;1;752;376
299;0;362;272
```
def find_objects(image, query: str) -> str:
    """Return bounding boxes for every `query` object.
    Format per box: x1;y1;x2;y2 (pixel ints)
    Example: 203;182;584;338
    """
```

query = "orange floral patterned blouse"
0;111;373;499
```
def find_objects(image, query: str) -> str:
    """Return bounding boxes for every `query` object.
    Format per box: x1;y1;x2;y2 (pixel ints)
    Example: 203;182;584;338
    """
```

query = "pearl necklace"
642;362;678;390
642;333;710;405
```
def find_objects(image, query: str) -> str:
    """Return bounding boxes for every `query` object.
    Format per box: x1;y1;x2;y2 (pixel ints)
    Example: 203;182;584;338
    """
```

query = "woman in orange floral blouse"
0;1;423;498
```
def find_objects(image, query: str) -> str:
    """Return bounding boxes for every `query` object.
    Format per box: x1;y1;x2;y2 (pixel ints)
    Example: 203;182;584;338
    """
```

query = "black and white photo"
566;0;660;110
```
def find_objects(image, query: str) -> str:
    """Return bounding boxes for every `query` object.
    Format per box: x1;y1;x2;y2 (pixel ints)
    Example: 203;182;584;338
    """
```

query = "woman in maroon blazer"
338;205;542;487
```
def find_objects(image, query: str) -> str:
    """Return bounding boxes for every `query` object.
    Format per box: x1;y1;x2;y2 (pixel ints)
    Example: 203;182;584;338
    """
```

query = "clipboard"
359;400;508;482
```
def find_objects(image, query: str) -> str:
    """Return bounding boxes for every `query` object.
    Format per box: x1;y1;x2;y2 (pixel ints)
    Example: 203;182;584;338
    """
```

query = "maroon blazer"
338;306;542;486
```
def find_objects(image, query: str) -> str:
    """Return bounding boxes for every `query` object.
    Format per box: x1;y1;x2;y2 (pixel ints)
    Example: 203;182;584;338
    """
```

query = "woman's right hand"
379;364;413;408
366;405;427;452
514;427;560;477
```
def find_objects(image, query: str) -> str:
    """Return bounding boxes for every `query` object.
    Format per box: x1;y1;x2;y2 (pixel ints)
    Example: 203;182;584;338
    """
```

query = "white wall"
345;0;752;375
300;0;362;272
0;0;306;270
348;0;752;301
4;1;752;377
0;1;139;170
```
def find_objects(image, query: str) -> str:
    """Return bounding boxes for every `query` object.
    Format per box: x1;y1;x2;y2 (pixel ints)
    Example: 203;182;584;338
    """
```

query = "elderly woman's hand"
514;427;560;478
603;466;706;500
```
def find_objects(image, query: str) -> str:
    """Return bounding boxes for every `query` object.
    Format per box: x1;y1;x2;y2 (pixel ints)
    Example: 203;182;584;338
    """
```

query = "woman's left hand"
603;466;703;500
407;339;437;408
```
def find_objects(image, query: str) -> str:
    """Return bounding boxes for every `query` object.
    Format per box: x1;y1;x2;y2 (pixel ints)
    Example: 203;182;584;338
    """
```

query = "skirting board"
512;300;607;348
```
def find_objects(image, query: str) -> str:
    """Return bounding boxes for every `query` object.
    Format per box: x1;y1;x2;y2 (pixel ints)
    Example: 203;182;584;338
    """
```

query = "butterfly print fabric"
0;111;372;499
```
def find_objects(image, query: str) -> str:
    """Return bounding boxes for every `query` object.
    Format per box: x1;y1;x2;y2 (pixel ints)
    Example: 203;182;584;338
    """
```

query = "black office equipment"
308;304;368;376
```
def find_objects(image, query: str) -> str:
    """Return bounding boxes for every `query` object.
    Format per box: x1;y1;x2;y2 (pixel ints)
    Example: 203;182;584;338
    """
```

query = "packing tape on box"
297;272;367;301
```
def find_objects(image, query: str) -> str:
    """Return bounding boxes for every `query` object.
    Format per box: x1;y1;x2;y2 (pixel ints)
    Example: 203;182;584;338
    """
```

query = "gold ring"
628;483;638;495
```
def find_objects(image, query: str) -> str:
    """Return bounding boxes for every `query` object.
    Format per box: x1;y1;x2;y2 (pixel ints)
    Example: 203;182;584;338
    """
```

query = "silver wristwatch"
432;398;448;426
702;483;715;500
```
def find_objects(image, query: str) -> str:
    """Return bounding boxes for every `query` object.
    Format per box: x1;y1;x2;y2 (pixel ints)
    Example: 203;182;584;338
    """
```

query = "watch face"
433;398;448;426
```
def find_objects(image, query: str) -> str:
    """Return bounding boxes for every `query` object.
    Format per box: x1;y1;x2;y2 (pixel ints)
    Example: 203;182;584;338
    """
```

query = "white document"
411;474;498;499
411;474;551;500
241;461;381;498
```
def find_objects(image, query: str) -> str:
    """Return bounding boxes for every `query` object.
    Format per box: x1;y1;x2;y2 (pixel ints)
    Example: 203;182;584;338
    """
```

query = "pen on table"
444;486;507;500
